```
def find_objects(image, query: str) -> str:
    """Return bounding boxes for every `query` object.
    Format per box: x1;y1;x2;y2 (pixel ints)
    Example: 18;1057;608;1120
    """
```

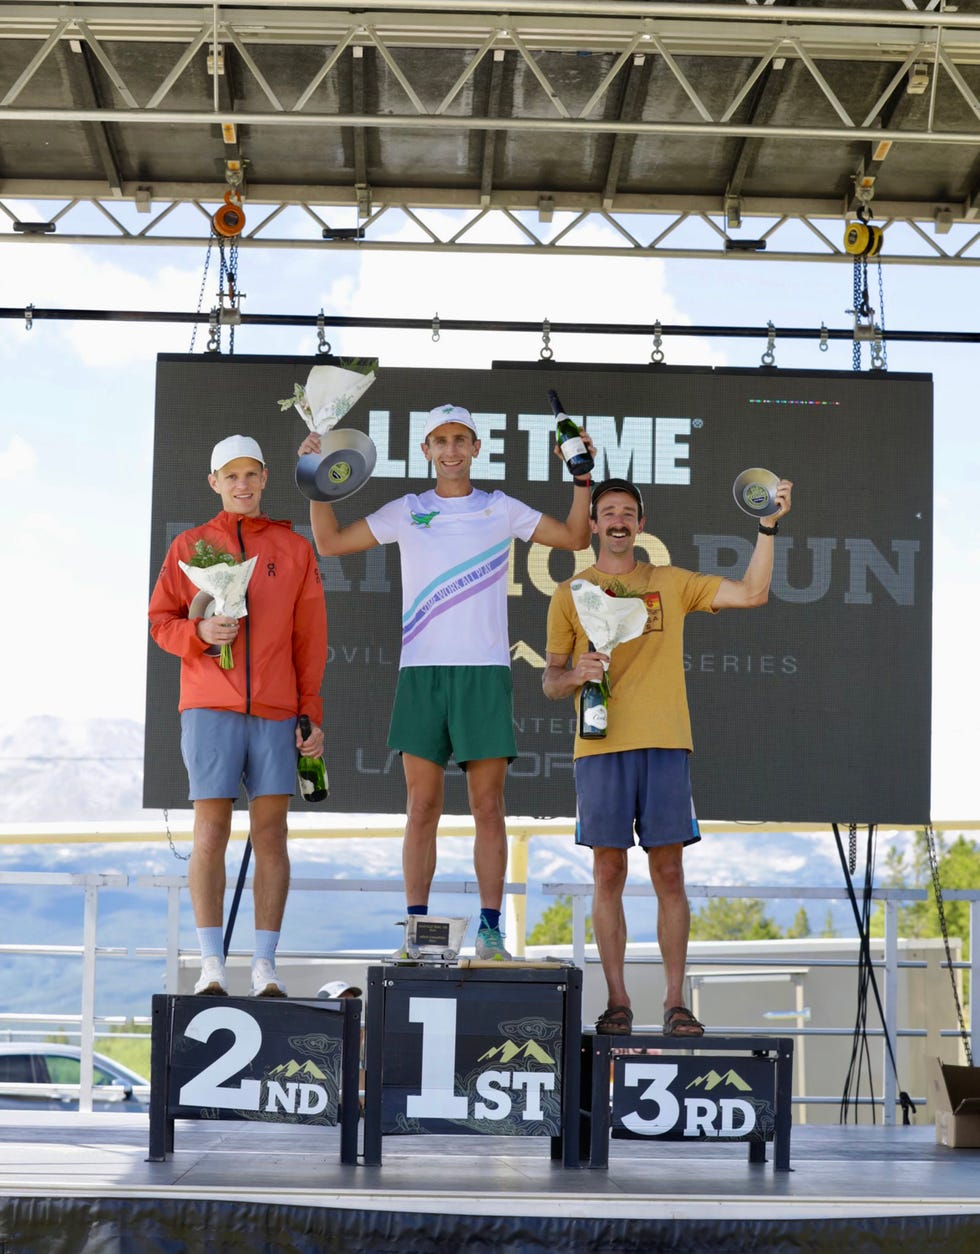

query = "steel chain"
925;824;972;1065
163;808;190;862
190;234;215;352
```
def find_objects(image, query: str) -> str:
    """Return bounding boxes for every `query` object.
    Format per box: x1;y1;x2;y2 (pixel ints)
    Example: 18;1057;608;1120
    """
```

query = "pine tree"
528;895;594;945
689;897;781;941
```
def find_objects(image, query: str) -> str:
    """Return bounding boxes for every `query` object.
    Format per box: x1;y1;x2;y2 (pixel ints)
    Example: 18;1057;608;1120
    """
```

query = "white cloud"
313;218;727;371
0;244;203;368
0;435;37;480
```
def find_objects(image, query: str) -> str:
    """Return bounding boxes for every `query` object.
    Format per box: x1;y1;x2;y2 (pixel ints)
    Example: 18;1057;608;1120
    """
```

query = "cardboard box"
930;1058;980;1148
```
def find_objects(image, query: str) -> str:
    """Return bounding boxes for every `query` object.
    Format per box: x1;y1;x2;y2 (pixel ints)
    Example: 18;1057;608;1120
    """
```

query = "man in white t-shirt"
299;404;593;959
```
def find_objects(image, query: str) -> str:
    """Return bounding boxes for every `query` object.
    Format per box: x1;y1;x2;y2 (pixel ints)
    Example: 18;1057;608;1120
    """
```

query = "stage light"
322;226;365;241
724;238;766;252
934;208;953;235
12;220;55;234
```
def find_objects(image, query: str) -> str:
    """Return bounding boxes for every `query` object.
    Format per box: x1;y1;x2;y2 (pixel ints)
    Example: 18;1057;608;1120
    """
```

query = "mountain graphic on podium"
685;1068;752;1092
477;1039;555;1066
267;1059;328;1082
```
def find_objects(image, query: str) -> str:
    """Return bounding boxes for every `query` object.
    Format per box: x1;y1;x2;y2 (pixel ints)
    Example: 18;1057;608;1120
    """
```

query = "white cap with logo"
422;404;478;442
316;979;362;1000
211;434;265;473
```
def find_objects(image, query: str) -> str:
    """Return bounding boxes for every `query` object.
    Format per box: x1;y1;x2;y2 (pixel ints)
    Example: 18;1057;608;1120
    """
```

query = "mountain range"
0;716;905;1020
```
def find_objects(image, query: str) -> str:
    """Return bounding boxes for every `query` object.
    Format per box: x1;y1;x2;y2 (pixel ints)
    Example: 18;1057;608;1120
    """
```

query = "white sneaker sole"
250;983;286;998
194;981;228;996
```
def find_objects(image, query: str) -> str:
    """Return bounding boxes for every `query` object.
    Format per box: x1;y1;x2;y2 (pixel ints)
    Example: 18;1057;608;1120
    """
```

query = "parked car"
0;1043;151;1113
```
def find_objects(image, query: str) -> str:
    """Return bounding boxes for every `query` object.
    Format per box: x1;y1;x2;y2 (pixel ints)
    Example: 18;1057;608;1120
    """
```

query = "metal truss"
5;197;980;268
2;2;980;263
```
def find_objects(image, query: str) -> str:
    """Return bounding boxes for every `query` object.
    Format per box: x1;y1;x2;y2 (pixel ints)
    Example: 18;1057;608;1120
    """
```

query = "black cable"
223;835;252;959
833;823;915;1126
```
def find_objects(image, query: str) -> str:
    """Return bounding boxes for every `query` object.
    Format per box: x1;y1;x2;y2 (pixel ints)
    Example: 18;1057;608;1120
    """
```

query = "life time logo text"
364;410;695;484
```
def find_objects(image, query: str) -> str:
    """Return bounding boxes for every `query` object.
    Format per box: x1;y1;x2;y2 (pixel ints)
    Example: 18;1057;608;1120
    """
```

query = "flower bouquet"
569;578;648;705
279;359;377;436
179;539;257;669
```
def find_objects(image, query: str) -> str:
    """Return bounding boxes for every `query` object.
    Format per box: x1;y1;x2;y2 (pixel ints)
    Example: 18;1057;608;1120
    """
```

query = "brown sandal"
596;1005;633;1035
663;1005;704;1037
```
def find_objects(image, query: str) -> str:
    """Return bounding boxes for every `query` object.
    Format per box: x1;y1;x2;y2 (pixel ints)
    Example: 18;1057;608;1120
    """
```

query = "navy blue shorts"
180;709;297;801
574;748;702;850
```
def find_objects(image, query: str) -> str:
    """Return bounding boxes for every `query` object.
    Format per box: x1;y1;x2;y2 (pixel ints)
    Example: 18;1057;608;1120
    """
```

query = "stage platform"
1;1113;978;1252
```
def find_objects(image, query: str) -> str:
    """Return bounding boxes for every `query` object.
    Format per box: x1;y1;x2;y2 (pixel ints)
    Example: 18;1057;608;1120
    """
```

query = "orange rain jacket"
149;510;327;726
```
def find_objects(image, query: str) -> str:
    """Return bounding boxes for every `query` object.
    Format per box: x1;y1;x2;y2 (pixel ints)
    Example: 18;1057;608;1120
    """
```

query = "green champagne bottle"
578;644;608;739
549;388;594;478
579;682;608;739
296;715;329;802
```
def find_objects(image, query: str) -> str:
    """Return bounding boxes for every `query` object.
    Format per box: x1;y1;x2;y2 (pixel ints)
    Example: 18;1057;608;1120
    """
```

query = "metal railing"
1;870;975;1120
543;881;978;1125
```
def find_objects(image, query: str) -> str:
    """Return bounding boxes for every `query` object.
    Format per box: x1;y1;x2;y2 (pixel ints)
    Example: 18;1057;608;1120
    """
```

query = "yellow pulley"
843;221;883;257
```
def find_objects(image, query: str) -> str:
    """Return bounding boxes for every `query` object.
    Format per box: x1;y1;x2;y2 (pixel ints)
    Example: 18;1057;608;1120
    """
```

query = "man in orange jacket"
149;435;327;998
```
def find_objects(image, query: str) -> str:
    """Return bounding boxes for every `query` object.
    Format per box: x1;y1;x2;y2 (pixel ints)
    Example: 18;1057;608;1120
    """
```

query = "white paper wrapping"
570;579;647;666
290;363;376;435
178;555;258;619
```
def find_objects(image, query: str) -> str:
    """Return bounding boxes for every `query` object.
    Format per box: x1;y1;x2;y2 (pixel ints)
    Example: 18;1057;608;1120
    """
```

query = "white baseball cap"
211;434;265;473
316;979;362;999
422;404;478;441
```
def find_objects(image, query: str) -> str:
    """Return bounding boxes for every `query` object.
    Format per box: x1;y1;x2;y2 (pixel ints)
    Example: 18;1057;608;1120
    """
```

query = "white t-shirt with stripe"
366;488;542;668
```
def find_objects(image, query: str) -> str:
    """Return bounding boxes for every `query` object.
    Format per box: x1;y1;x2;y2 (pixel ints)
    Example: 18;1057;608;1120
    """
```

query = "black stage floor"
1;1112;978;1252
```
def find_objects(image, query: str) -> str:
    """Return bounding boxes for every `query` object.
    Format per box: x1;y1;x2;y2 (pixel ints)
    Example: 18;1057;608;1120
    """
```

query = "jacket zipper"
237;518;252;714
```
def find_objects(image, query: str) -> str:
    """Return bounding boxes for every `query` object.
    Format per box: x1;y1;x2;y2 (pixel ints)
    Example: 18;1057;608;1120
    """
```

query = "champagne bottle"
549;388;594;478
578;647;608;740
296;715;329;802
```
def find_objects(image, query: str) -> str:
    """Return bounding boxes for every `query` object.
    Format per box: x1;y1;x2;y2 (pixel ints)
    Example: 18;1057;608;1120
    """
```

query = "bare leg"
401;753;445;906
647;843;690;1012
248;794;291;931
591;846;630;1009
464;757;508;910
189;798;234;928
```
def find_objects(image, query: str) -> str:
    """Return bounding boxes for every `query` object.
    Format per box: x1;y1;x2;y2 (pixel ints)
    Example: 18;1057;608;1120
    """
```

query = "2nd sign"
167;999;342;1124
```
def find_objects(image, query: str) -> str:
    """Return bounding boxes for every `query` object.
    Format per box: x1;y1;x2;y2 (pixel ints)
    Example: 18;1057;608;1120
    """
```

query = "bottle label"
298;774;315;798
560;435;587;462
583;705;608;732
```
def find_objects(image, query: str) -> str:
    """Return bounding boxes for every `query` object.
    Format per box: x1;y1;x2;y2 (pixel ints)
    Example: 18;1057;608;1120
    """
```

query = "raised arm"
299;432;380;556
528;431;597;551
711;478;793;609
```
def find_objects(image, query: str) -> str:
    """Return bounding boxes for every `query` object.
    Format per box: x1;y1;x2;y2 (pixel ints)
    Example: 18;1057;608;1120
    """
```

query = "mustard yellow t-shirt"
546;563;723;758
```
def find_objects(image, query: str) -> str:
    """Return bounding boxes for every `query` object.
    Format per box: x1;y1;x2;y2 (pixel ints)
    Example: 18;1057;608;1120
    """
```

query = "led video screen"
145;356;932;823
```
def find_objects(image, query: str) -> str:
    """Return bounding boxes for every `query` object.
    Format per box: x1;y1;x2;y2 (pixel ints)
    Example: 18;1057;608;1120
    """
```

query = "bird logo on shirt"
410;510;440;528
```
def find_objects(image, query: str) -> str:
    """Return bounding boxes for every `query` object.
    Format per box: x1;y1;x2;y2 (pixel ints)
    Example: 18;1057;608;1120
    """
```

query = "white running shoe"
194;955;228;996
250;957;287;998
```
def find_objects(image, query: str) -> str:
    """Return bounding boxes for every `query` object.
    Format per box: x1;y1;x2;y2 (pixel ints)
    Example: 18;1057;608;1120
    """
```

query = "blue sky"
0;208;976;819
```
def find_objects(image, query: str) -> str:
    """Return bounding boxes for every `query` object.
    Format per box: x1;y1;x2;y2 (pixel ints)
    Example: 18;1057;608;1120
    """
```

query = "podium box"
148;993;362;1164
582;1032;794;1171
362;963;583;1166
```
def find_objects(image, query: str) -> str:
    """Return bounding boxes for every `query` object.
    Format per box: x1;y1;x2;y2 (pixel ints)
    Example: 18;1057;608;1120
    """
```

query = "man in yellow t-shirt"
543;476;792;1038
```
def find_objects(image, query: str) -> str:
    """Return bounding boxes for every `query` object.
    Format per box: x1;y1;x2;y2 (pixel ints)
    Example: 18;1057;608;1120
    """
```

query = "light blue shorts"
574;748;702;850
180;709;297;801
